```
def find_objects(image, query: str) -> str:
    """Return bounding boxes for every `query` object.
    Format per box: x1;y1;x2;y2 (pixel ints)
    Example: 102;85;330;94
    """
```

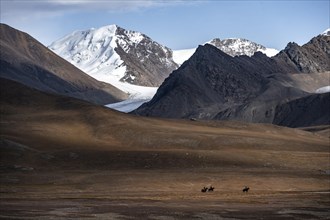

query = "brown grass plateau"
0;78;329;219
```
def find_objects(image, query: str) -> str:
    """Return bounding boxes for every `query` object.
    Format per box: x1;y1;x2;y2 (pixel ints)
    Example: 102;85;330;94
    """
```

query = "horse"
208;186;215;192
201;187;208;192
243;186;249;193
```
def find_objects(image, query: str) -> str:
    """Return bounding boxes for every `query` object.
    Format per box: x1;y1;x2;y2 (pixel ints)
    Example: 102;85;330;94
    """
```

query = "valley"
0;22;329;219
1;78;329;219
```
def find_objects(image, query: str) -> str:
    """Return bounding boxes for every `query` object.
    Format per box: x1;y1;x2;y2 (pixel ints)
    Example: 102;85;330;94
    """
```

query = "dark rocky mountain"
134;34;330;127
275;34;330;73
272;92;330;128
49;25;178;87
0;23;128;105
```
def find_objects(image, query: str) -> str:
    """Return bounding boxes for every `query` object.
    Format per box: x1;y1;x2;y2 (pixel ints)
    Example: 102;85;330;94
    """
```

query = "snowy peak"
49;24;122;77
49;24;178;90
207;38;279;57
172;37;279;65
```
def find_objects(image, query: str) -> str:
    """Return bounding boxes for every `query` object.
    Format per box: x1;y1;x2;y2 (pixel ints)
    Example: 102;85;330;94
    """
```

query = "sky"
0;0;329;50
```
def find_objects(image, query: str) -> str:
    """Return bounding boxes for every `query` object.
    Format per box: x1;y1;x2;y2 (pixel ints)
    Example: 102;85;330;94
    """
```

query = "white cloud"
0;0;204;46
1;0;191;22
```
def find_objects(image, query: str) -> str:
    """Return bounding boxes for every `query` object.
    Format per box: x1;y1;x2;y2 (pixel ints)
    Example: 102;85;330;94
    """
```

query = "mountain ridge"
134;33;330;127
173;38;279;65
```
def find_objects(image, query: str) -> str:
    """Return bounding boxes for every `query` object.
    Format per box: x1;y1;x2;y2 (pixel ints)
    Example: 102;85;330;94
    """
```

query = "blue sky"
1;0;329;50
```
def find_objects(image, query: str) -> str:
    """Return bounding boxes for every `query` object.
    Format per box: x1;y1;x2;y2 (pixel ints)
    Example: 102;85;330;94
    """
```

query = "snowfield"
49;25;127;87
315;86;330;94
172;48;196;65
257;47;279;57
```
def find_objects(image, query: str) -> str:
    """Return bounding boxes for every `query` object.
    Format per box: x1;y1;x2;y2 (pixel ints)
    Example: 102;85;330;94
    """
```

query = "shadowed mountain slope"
0;77;328;170
134;44;306;119
134;34;330;127
0;23;128;105
273;92;330;127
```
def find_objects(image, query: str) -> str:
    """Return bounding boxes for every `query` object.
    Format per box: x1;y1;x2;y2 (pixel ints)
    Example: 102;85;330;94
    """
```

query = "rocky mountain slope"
0;23;127;105
273;92;330;128
275;33;330;73
134;32;330;127
49;25;178;87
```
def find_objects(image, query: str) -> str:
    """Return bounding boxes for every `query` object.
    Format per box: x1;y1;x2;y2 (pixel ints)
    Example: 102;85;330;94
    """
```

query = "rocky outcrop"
114;27;178;86
274;35;330;73
208;38;272;57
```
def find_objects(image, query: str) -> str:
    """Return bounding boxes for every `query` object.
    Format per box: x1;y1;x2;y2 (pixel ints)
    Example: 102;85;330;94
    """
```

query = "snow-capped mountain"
172;38;279;65
207;38;279;57
49;25;178;91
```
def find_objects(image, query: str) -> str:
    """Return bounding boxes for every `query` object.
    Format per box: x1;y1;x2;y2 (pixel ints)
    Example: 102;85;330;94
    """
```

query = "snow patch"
315;86;330;93
322;28;330;36
125;31;144;44
257;48;279;57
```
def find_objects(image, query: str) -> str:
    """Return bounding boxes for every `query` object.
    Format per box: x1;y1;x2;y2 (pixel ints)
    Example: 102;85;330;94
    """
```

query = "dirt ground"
1;168;329;219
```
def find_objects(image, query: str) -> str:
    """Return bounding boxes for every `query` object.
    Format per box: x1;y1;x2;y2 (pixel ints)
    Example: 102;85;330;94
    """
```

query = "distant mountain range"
0;23;127;105
207;38;279;57
173;38;279;65
134;31;330;128
49;24;279;90
1;23;329;128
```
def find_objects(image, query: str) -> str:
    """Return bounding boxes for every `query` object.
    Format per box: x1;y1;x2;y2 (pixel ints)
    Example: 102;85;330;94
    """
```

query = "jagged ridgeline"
134;31;330;127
